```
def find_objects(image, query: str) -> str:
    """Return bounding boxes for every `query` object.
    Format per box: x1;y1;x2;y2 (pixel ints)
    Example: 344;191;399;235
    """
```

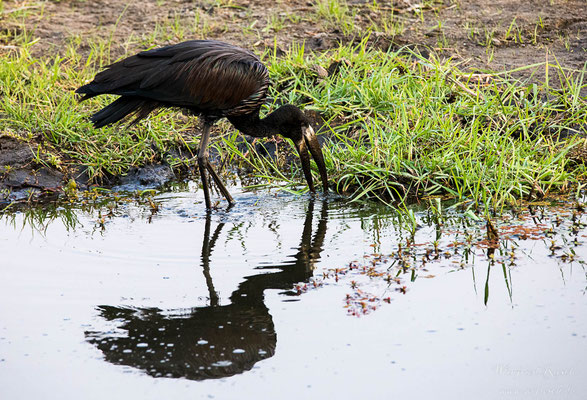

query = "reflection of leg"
201;213;224;307
206;163;234;205
300;198;315;249
198;124;212;210
292;198;329;273
311;199;328;259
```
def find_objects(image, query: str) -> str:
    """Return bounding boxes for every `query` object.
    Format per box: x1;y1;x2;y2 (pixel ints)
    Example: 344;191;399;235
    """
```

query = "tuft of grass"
263;14;287;33
313;0;356;35
367;5;406;38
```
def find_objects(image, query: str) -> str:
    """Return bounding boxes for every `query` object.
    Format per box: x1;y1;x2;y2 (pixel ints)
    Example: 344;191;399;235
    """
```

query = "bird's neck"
228;111;281;138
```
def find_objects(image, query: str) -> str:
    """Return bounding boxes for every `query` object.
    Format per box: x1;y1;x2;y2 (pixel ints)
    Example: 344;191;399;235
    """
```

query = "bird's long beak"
294;125;328;193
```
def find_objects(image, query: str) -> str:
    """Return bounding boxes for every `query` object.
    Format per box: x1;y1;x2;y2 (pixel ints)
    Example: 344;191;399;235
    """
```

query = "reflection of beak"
294;125;328;193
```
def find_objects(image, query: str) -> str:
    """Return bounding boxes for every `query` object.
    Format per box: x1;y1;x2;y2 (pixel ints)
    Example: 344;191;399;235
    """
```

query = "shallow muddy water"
1;183;586;400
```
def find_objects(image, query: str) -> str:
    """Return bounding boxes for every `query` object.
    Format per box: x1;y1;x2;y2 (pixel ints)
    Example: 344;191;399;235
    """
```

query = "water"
0;183;585;399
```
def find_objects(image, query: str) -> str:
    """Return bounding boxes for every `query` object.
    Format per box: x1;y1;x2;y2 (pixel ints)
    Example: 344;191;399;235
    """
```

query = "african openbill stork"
76;40;328;210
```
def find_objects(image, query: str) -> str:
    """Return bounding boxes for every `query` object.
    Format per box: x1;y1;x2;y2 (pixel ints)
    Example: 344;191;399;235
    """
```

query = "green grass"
0;37;201;180
1;26;586;212
223;40;587;211
313;0;356;35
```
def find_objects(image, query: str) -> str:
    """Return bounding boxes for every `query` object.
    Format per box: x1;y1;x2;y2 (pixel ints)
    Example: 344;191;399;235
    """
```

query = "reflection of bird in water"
76;40;328;210
85;199;328;380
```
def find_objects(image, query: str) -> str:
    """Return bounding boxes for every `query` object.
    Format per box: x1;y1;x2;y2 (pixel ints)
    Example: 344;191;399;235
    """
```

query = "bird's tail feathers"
90;97;159;129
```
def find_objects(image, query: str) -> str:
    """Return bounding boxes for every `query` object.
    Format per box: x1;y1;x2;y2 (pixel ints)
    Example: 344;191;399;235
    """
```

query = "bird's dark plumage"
77;40;327;209
77;40;269;126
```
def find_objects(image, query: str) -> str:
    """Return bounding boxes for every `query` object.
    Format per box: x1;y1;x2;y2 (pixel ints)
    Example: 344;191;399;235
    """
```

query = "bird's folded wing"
82;40;269;114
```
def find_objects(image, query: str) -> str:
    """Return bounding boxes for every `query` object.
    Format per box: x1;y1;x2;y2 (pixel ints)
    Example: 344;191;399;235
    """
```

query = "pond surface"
0;183;586;399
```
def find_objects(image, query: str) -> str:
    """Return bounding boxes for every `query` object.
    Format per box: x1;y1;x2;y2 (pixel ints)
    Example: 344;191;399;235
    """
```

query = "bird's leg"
197;122;235;209
206;163;234;205
198;123;213;210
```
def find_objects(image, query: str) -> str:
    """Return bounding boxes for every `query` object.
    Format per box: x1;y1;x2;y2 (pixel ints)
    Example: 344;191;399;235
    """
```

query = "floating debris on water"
291;198;586;316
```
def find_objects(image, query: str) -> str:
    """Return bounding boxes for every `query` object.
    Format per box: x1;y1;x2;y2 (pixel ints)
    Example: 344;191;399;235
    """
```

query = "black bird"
76;40;328;209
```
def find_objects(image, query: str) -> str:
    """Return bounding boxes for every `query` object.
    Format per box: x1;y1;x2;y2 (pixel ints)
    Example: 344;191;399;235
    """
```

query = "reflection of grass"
294;197;586;315
0;184;187;233
2;202;81;233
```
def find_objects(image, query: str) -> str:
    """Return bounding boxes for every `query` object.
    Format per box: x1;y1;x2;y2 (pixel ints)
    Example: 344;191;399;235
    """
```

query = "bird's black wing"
77;40;269;117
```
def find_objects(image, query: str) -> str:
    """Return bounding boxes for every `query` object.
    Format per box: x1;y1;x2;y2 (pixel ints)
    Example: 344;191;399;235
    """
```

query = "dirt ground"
1;0;585;202
3;0;586;76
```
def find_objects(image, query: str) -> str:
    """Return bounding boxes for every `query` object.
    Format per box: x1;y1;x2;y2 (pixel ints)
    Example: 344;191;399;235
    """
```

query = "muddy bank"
0;135;179;203
0;110;329;203
0;136;65;203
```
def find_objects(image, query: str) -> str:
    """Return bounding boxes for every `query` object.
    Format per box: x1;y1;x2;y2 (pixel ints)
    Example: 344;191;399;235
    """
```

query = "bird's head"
270;105;329;193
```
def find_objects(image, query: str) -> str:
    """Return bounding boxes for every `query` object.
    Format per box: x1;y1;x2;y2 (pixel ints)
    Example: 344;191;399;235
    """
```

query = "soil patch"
0;135;62;202
3;0;584;78
0;134;181;203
